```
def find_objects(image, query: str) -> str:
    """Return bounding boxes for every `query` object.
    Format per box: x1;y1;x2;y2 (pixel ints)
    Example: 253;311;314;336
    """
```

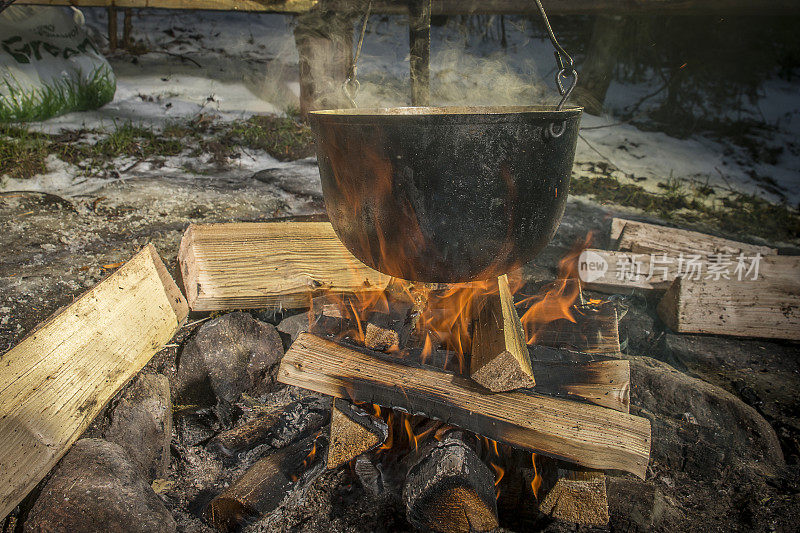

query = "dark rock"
607;476;656;532
277;312;312;344
628;356;785;478
175;312;284;407
24;439;176;533
104;373;172;481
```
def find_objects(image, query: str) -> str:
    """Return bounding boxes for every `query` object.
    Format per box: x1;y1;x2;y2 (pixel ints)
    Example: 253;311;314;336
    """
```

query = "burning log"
177;221;390;311
611;217;776;256
529;293;621;356
279;333;651;477
327;398;388;469
403;430;499;533
470;274;535;392
657;266;800;341
206;410;282;460
205;435;321;532
538;466;609;526
0;244;188;520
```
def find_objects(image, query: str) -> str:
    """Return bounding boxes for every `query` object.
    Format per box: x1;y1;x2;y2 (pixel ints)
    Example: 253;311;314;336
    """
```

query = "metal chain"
343;0;373;107
531;0;578;137
0;0;18;14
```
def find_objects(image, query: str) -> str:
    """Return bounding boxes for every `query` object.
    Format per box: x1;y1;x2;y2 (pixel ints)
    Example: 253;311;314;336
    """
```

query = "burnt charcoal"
175;312;284;408
265;396;331;449
104;373;172;481
176;410;218;447
24;439;176;533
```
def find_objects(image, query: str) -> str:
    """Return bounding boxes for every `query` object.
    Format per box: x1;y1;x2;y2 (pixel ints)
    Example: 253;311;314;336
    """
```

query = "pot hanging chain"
343;0;373;107
531;0;578;137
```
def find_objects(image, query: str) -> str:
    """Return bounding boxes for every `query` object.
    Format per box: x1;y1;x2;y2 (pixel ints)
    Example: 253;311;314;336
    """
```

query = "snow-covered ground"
3;7;800;207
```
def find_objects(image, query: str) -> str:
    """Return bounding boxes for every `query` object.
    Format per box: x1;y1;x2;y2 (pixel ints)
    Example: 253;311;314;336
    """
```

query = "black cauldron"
309;105;582;283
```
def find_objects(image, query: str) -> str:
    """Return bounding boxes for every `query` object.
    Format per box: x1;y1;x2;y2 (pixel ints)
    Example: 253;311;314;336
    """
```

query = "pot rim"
309;105;583;123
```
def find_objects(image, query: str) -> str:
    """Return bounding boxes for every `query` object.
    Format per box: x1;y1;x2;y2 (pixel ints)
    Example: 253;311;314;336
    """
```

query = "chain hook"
342;0;372;108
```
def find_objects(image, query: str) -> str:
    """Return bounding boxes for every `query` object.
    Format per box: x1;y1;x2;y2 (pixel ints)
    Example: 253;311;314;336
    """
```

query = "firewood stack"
176;220;653;531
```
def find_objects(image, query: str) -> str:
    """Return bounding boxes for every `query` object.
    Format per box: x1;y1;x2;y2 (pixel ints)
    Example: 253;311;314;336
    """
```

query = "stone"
104;373;172;481
628;355;785;477
277;311;312;344
175;312;284;407
24;439;176;533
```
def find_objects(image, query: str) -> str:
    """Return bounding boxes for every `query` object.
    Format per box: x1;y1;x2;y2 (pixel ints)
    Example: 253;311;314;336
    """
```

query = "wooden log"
327;398;388;469
582;249;796;294
657;267;800;340
403;430;499;533
206;410;282;459
279;333;651;478
177;221;391;311
527;346;629;413
532;299;621;356
205;435;319;532
0;244;188;520
538;466;609;525
470;274;535;392
611;218;776;256
409;0;431;106
107;6;117;50
122;8;133;49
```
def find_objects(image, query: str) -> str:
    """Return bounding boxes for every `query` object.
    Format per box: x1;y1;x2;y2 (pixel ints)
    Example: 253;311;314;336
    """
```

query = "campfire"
184;219;650;532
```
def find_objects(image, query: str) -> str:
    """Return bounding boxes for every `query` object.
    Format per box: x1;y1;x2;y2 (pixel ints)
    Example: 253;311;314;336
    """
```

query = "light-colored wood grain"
326;398;386;470
0;244;188;520
582;249;794;293
611;218;776;257
539;467;609;525
178;222;391;311
470;274;534;392
279;333;651;478
657;266;800;340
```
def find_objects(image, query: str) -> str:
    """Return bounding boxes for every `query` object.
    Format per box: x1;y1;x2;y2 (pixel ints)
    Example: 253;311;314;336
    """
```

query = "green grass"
0;66;116;123
227;115;314;161
571;173;800;244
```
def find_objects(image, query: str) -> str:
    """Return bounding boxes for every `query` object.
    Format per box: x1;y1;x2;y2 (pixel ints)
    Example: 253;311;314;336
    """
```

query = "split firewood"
531;295;621;355
178;221;391;311
0;244;188;520
538;466;610;526
470;274;535;392
205;435;322;532
657;266;800;341
280;333;651;478
327;398;389;469
403;430;499;533
527;345;630;413
611;217;776;256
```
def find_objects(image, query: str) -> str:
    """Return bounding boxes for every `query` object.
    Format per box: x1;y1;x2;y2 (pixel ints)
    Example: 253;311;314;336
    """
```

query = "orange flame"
530;453;542;499
490;462;505;500
517;233;592;344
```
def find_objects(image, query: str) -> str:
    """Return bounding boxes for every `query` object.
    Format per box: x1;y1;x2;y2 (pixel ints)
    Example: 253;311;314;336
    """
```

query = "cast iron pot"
309;105;582;283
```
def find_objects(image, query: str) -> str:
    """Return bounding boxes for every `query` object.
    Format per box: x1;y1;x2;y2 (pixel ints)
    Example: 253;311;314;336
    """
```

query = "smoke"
353;14;560;109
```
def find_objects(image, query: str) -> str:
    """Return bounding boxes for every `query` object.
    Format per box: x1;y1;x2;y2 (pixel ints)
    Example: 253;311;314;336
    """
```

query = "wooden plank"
611;218;776;257
0;244;188;520
178;221;391;311
279;333;651;478
657;268;800;340
15;0;800;14
471;275;534;392
582;249;796;294
16;0;318;12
